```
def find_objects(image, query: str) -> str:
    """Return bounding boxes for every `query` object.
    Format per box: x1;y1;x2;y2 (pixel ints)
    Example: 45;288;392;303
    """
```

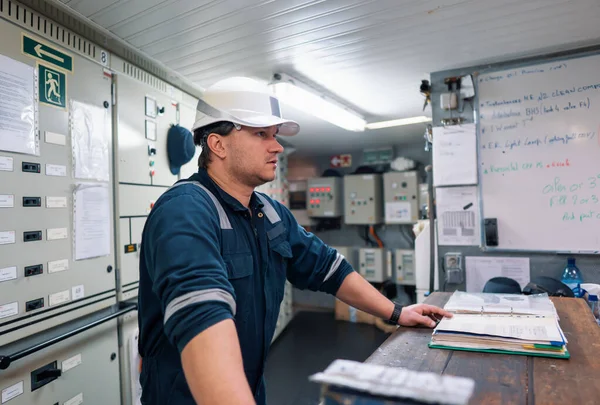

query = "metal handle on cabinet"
0;303;137;370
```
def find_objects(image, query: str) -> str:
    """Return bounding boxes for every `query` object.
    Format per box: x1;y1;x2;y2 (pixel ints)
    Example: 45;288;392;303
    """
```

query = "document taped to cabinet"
0;231;16;245
46;196;67;208
1;381;23;404
0;266;17;283
48;259;69;273
0;195;14;208
47;227;68;240
49;290;70;306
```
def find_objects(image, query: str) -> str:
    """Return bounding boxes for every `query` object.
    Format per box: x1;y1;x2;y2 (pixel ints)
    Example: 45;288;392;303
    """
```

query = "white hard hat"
191;77;300;136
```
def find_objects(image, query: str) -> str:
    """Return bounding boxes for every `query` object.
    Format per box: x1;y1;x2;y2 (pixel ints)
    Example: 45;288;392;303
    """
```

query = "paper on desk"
433;124;477;186
310;359;475;405
74;183;111;260
435;314;563;342
0;54;38;155
466;256;530;293
436;186;480;246
70;100;110;181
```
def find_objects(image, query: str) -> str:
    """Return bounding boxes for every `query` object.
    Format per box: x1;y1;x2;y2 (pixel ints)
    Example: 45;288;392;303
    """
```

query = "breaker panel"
358;248;391;283
383;171;420;224
112;57;181;301
394;249;416;286
0;316;120;405
0;20;116;345
306;177;343;217
344;174;383;224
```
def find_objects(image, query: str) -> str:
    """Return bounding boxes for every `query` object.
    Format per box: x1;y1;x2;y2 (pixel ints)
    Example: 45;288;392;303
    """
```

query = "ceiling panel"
57;0;600;155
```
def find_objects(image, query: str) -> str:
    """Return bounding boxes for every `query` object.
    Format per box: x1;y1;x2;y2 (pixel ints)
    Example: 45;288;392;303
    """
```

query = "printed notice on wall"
0;54;38;156
465;256;530;293
436;186;481;246
70;100;110;181
74;183;111;260
433;124;478;186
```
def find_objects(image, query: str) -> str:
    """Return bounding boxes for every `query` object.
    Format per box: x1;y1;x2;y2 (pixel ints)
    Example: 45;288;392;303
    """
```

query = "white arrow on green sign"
22;34;73;72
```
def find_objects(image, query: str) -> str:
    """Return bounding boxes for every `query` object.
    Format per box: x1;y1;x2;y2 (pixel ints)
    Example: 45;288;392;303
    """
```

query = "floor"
264;311;390;405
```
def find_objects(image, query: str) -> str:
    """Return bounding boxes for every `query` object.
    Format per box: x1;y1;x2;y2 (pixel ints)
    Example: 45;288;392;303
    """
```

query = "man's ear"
206;133;226;160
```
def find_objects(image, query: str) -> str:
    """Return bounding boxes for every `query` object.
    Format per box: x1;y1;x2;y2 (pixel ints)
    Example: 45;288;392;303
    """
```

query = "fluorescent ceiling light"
365;116;432;130
270;74;366;132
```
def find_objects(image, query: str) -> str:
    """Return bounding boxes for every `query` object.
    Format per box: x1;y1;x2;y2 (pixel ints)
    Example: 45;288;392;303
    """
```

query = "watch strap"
389;302;403;325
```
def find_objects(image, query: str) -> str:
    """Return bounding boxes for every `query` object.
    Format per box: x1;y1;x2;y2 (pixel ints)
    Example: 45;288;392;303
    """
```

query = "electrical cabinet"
112;56;187;300
383;171;420;224
344;174;383;224
394;249;416;286
0;317;120;405
0;17;116;346
307;177;343;217
358;248;391;283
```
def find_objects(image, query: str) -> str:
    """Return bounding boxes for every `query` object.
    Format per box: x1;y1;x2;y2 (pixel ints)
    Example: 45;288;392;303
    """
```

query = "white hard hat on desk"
191;77;300;136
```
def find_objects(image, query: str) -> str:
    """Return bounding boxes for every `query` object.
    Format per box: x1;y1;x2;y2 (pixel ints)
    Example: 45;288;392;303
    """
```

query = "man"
138;77;451;405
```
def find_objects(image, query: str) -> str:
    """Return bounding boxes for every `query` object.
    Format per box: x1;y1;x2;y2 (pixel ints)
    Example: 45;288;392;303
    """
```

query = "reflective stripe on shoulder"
168;181;232;230
323;252;344;282
256;193;281;224
164;288;236;325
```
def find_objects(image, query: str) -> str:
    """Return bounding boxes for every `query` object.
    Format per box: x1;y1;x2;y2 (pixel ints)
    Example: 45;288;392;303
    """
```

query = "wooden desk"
365;292;600;405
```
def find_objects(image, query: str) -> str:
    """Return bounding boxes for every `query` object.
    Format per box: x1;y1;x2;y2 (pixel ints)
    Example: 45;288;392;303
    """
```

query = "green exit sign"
363;147;394;164
22;34;73;72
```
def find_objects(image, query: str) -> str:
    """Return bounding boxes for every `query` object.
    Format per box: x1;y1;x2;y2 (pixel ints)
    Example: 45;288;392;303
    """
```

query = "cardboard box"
335;299;376;325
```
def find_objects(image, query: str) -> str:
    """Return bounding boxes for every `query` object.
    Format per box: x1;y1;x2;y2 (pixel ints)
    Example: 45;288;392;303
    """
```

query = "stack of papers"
310;359;475;405
429;292;569;359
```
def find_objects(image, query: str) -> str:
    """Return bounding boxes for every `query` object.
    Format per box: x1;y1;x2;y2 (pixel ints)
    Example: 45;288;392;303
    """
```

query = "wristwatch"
388;302;403;325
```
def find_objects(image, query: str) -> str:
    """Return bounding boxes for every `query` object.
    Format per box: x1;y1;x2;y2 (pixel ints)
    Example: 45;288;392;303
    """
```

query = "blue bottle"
561;258;584;296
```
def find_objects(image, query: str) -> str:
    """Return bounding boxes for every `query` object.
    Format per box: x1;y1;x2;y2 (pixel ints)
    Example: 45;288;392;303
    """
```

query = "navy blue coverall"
138;168;354;405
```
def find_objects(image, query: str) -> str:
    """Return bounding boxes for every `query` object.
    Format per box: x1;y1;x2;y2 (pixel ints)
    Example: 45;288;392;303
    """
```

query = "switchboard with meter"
394;249;416;286
0;18;116;345
358;248;391;283
112;55;182;301
383;171;420;224
344;174;383;224
307;177;343;217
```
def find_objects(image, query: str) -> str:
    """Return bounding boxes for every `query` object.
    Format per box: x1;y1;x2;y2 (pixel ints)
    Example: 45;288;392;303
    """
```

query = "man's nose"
270;138;284;154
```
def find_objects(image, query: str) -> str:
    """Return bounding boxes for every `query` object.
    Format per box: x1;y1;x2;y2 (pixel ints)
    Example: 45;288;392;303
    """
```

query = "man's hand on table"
398;304;453;328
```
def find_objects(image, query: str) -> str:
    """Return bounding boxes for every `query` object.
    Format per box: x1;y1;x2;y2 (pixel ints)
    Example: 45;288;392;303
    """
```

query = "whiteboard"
478;53;600;253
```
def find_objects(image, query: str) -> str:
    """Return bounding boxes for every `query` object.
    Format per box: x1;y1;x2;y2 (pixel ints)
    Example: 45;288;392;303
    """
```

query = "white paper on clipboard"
73;183;111;260
433;124;477;186
70;100;110;181
0;54;38;156
436;186;481;246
